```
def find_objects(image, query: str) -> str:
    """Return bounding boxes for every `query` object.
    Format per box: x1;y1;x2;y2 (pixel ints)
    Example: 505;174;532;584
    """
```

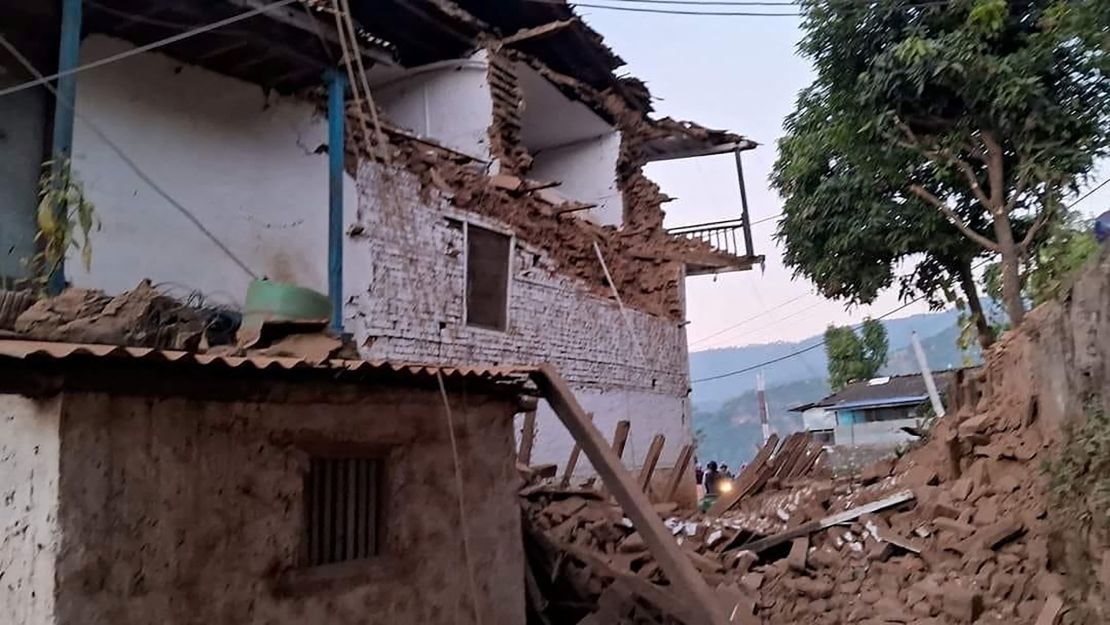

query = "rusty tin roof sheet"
0;339;530;383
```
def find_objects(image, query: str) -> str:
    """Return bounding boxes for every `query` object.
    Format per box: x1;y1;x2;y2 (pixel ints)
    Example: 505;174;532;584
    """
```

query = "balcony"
661;148;762;276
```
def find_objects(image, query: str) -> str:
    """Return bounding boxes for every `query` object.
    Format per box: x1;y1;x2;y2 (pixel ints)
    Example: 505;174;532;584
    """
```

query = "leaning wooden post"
638;434;666;493
611;420;631;459
664;443;694;503
531;365;727;625
518;410;537;465
560;412;592;487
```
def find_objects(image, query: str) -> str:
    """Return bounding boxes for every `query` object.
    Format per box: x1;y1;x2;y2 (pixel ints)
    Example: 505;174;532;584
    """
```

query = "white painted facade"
370;52;494;161
0;395;61;625
52;37;690;479
516;62;623;226
69;35;357;302
833;418;919;448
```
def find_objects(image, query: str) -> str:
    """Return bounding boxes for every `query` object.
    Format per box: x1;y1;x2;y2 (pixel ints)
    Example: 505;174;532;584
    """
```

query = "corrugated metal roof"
829;395;930;412
0;339;530;382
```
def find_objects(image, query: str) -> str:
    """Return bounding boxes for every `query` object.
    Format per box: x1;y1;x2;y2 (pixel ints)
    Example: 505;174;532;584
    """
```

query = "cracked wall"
47;387;522;625
0;394;60;625
345;161;695;472
70;35;358;301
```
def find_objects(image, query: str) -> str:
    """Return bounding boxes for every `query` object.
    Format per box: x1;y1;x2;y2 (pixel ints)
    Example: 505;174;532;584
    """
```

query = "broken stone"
941;585;984;624
787;536;809;572
976;519;1025;550
1034;594;1064;625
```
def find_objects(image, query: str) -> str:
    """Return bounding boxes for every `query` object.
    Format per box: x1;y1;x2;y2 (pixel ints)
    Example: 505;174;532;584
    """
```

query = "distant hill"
690;310;980;466
690;310;970;409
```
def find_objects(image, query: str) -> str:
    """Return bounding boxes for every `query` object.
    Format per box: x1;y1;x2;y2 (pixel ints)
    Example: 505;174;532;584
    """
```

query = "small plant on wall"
32;159;98;292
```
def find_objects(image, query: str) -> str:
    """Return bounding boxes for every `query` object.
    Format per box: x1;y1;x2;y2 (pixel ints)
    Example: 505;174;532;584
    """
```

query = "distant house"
791;373;954;449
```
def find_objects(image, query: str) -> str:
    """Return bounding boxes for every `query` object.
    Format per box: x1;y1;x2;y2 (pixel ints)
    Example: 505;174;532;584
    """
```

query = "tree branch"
1019;195;1058;253
948;156;994;209
909;184;1000;251
981;131;1007;212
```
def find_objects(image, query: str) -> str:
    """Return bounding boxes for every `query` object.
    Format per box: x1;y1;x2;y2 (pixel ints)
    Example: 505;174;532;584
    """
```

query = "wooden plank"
518;410;537;465
707;434;779;516
559;412;592;487
638;434;666;493
665;443;695;503
531;365;727;625
611;420;631;459
729;490;917;555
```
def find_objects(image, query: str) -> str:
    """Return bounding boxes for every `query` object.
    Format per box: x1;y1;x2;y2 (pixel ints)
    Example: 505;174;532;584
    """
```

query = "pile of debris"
521;361;1081;624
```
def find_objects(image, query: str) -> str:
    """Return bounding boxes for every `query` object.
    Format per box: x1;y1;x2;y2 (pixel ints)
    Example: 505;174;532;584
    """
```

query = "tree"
825;318;888;391
774;0;1110;333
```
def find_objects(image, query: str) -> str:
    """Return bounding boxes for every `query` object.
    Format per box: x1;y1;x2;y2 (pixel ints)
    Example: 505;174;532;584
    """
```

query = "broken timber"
638;433;665;493
531;364;729;625
707;434;779;516
664;443;694;503
560;412;593;487
518;410;537;465
726;490;917;555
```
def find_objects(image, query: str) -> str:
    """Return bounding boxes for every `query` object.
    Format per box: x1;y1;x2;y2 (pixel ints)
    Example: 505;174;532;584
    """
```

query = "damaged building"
0;2;761;501
0;339;528;625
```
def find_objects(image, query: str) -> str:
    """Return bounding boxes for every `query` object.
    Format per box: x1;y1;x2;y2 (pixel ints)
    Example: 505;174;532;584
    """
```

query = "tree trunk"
957;261;994;350
993;212;1026;326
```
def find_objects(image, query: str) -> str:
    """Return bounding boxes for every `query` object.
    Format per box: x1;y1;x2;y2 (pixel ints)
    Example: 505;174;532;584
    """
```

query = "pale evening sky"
575;6;1110;352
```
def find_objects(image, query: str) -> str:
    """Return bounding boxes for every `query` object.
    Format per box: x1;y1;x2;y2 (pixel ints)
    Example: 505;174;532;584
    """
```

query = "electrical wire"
435;371;486;625
691;294;925;383
0;35;259;280
0;0;298;99
585;0;799;4
750;212;782;226
689;291;810;346
541;2;803;15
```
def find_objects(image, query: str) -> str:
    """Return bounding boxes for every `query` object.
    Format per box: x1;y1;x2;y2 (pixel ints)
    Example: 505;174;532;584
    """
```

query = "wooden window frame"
461;221;513;332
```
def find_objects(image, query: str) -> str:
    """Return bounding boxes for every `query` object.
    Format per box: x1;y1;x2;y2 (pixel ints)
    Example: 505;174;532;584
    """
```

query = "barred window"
305;457;382;566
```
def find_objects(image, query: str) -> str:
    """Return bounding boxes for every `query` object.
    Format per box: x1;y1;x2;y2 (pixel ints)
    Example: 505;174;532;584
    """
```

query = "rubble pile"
12;280;206;349
522;353;1089;624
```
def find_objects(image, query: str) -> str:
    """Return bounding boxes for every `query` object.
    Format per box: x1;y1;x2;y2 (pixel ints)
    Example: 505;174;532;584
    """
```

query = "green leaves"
825;319;889;391
774;0;1109;335
33;159;99;290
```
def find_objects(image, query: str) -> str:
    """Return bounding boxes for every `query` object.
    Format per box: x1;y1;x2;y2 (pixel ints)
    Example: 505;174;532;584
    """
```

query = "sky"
576;5;1110;352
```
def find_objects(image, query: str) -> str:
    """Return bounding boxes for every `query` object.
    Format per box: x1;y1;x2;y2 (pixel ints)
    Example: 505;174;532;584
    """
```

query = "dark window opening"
466;224;511;331
305;457;382;567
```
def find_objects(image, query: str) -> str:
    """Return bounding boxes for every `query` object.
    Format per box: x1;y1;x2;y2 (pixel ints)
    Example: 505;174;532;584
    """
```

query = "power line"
691;294;925;383
0;35;259;280
689;291;811;346
1070;178;1110;208
582;0;800;5
524;0;801;15
0;0;298;99
745;214;781;226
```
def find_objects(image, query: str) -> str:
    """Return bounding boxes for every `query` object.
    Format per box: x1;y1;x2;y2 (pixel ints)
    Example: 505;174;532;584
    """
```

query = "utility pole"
757;370;771;443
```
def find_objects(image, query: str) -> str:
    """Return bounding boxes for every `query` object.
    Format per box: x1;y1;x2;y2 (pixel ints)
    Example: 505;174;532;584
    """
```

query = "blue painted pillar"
48;0;84;294
327;70;347;332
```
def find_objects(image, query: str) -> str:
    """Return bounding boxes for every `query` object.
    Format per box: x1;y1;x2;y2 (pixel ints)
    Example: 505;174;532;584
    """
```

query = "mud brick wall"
345;164;695;474
52;388;522;625
346;166;690;398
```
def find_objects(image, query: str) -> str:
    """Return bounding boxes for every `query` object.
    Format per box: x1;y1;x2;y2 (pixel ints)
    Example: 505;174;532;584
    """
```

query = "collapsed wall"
521;251;1110;624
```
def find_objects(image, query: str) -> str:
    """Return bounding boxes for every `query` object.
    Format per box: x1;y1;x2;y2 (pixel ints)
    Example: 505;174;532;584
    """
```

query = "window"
465;223;511;330
305;457;382;566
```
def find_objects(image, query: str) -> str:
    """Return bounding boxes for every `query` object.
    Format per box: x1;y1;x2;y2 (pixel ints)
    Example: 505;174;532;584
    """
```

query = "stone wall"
346;164;694;471
53;387;523;625
0;395;61;625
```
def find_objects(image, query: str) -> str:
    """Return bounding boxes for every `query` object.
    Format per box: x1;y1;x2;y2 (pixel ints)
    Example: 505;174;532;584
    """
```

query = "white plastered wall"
371;52;494;161
516;62;622;226
68;35;358;301
0;394;61;625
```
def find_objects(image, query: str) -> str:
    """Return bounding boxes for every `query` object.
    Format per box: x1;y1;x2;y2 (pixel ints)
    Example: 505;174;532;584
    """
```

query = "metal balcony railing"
663;148;757;273
667;218;752;258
